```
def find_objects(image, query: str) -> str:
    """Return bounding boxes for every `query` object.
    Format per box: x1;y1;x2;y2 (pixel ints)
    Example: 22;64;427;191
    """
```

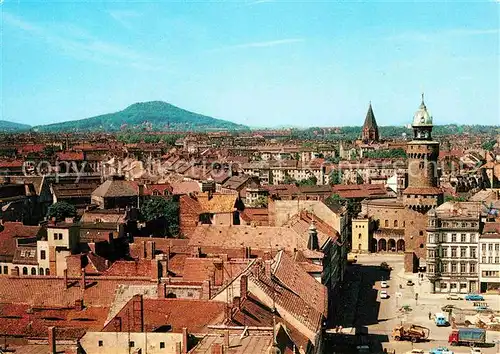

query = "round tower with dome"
403;94;443;213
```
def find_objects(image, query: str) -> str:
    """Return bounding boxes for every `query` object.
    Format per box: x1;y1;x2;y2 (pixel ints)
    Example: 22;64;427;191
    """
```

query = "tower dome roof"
412;93;433;127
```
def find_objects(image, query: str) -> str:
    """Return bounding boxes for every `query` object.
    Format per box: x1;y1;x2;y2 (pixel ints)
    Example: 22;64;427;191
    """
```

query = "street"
326;253;500;354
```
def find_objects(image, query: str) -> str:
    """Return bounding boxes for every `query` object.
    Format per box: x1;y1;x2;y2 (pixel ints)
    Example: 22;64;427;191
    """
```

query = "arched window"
419;231;424;236
31;268;36;275
13;266;19;275
22;267;28;275
394;220;398;228
46;268;50;276
358;233;362;239
39;268;44;276
403;221;406;227
384;220;389;227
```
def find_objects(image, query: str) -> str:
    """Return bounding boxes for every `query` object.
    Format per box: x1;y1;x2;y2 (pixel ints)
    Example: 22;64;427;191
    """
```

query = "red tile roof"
56;151;85;161
102;296;226;333
0;222;42;262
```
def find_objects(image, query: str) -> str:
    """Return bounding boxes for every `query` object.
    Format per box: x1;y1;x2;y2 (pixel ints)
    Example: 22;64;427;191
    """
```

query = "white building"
426;202;482;294
479;233;500;293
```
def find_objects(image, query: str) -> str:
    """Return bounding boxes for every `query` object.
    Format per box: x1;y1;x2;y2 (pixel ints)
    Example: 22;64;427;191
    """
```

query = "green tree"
141;197;179;236
482;140;496;152
329;169;343;185
445;195;466;203
297;175;317;186
252;196;268;208
47;202;76;221
283;173;296;185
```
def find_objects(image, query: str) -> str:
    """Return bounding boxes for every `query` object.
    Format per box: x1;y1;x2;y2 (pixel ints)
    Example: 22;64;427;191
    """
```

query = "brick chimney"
63;269;68;289
48;326;56;354
74;299;83;311
224;330;230;349
182;327;188;354
211;344;223;354
240;275;248;299
80;268;86;290
146;241;156;260
264;260;272;279
201;280;211;300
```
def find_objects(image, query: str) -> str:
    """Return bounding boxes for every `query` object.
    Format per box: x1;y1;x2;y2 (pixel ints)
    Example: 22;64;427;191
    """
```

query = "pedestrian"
428;311;431;320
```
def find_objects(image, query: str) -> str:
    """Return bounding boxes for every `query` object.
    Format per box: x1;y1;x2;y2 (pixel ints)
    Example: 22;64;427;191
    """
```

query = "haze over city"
1;0;499;127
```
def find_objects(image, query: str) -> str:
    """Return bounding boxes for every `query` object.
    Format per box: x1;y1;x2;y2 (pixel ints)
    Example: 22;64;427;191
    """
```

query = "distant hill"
34;101;248;132
0;120;31;132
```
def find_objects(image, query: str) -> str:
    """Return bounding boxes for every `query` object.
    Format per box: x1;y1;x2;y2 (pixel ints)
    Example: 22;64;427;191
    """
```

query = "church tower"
361;102;379;142
403;94;443;213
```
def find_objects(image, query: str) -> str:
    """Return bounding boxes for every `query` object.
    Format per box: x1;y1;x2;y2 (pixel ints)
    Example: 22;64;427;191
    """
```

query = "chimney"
263;251;272;261
232;296;241;309
182;327;188;354
63;269;68;289
240;275;248;299
146;241;156;260
264;260;272;278
74;299;83;311
211;344;223;354
48;326;56;354
80;268;86;290
224;330;230;349
201;280;211;300
307;221;319;251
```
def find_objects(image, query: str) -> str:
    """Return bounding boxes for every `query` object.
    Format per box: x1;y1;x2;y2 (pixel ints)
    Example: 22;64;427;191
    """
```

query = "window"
53;234;57;240
482;244;486;251
450;283;457;289
46;268;50;275
358;233;362;239
460;248;466;258
495;257;499;264
58;233;63;240
129;341;135;348
488;257;493;263
460;283;467;290
451;263;457;273
496;244;500;251
41;250;46;260
98;341;103;347
403;221;405;227
385;220;389;227
489;244;493;251
428;249;434;258
451;248;457;257
39;268;44;275
428;264;435;273
451;234;457;242
22;267;28;275
470;234;476;243
460;263;466;273
160;342;165;349
442;263;448;273
3;266;6;274
482;256;486;263
394;220;398;228
443;248;448;257
31;268;36;275
470;263;476;273
471;248;476;258
461;234;466;243
441;282;447;289
0;266;2;274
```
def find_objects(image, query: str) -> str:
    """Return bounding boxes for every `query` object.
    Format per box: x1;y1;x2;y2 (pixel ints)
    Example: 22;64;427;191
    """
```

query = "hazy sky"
1;0;499;127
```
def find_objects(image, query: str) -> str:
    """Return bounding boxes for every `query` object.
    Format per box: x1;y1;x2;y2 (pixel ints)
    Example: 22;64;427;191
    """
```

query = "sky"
1;0;499;128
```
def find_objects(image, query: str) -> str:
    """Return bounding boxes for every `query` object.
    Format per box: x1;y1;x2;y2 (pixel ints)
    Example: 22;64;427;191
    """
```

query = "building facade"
426;202;482;293
479;233;500;293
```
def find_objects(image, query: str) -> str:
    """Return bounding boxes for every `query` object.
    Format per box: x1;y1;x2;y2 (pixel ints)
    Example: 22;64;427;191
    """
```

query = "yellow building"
352;217;373;253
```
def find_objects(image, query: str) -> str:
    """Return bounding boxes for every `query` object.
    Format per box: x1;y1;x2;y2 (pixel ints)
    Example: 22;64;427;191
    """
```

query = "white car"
470;348;482;354
380;281;389;288
380;290;389;299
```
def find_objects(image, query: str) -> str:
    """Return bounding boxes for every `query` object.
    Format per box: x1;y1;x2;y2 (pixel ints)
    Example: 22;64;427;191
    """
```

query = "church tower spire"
361;102;379;142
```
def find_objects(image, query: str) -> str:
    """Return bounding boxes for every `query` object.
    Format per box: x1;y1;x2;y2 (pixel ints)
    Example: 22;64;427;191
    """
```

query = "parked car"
429;347;454;354
405;350;424;354
381;281;389;288
465;294;484;301
475;305;490;312
446;294;462;300
380;290;389;299
407;280;415;286
470;348;482;354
